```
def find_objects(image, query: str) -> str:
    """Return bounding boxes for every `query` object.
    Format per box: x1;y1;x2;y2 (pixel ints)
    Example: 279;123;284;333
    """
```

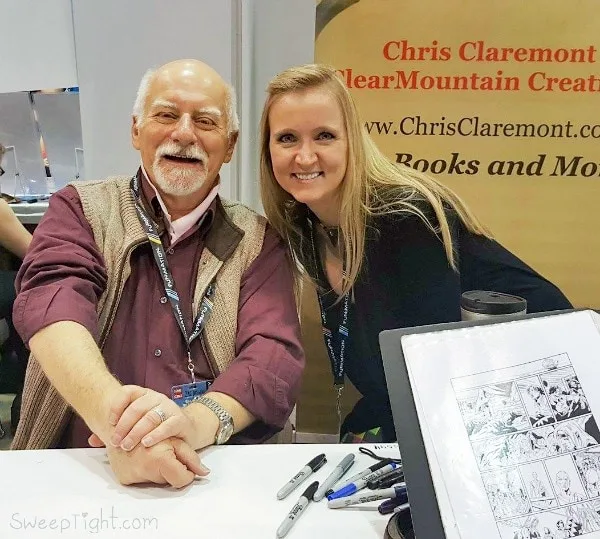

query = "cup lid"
460;290;527;315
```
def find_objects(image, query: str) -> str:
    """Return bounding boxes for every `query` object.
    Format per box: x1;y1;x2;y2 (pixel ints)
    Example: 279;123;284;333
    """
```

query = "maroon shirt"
13;177;304;447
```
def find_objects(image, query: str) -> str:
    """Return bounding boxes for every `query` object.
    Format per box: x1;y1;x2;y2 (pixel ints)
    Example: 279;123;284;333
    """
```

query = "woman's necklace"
319;222;340;249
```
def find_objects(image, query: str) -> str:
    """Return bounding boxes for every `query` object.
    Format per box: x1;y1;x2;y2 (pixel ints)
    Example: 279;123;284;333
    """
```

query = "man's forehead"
149;90;225;113
147;75;227;113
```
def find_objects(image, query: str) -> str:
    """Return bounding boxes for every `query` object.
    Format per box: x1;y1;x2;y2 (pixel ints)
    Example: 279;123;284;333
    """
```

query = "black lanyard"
317;289;349;388
309;221;350;389
130;175;214;382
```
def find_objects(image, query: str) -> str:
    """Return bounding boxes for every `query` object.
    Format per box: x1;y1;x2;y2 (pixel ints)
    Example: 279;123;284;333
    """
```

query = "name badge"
171;381;212;407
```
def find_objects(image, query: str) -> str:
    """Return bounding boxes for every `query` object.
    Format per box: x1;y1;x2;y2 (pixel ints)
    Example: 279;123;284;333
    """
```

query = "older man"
11;59;305;488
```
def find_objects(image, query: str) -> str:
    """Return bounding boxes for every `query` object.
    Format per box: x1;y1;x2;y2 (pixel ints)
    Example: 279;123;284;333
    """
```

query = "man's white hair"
132;67;239;134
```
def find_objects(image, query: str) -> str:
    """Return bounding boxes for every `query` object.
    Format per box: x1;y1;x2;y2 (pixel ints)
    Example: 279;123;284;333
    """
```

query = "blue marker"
328;484;407;509
327;462;399;500
329;458;393;494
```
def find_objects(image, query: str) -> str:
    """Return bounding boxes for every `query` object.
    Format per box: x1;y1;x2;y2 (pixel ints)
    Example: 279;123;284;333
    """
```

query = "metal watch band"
198;396;228;421
196;395;234;444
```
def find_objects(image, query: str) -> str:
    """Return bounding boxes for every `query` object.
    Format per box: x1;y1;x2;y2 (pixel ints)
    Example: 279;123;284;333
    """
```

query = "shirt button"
154;348;162;357
160;296;168;304
167;247;174;255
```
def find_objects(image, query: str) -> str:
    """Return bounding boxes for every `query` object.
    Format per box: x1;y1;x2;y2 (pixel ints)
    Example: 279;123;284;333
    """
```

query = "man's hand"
105;385;206;454
106;437;208;488
94;385;254;454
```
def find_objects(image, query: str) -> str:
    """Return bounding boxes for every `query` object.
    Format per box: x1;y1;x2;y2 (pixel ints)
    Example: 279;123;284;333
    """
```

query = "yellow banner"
316;0;600;307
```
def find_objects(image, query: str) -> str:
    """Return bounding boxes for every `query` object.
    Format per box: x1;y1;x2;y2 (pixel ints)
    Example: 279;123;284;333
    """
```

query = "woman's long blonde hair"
260;64;489;296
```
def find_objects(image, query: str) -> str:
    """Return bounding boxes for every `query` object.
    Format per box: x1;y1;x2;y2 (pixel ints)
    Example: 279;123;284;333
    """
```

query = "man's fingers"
87;433;105;447
121;413;178;451
157;452;196;489
139;419;179;449
107;439;206;488
111;393;161;447
173;439;210;477
108;385;147;426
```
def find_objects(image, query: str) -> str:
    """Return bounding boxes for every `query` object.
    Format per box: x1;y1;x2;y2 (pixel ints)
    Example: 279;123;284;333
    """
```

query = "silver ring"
153;408;167;423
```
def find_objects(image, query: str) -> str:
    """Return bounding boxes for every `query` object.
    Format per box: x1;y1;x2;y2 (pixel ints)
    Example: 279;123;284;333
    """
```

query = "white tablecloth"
0;443;401;538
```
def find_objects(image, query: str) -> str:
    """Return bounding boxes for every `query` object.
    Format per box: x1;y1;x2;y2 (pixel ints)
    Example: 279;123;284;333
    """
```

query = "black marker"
367;467;405;490
276;453;327;500
276;481;319;538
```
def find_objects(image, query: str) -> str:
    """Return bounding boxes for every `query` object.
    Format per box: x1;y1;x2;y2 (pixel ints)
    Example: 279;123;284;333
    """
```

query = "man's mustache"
156;143;207;162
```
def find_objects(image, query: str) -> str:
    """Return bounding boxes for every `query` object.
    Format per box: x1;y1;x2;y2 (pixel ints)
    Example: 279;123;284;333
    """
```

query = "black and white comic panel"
453;353;600;538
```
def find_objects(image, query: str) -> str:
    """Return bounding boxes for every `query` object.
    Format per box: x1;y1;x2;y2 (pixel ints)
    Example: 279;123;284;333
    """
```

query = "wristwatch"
195;395;235;445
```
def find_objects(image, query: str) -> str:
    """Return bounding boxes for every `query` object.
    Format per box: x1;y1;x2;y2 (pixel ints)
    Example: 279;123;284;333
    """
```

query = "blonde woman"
259;64;571;442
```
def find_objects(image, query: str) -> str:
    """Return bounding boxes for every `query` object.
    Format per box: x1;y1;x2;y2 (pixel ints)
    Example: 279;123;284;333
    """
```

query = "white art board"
402;310;600;539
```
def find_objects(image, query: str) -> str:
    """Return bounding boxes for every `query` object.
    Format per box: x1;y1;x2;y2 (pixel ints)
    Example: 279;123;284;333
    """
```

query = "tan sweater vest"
12;176;266;449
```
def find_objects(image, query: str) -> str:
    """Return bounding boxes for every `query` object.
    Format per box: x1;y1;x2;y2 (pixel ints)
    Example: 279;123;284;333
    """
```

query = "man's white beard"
151;141;209;197
152;161;208;197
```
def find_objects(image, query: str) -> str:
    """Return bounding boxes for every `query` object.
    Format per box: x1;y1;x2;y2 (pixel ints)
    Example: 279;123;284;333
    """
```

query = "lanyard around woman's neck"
309;219;350;433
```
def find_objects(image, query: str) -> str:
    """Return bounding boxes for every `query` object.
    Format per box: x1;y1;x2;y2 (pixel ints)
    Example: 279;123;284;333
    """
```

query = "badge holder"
171;381;212;407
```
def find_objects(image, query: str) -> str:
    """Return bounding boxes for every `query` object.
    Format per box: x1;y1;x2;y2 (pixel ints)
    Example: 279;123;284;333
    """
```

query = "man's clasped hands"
88;385;215;488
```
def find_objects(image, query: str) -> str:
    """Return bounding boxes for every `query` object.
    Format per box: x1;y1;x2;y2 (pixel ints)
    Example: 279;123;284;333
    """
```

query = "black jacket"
309;211;572;441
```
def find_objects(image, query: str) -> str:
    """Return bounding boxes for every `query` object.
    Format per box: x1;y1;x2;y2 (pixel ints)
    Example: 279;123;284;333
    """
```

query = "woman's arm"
0;199;32;259
458;224;572;312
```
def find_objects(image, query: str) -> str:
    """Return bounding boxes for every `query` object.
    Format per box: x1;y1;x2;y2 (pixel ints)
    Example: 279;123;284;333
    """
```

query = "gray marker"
276;481;319;538
276;453;326;500
394;502;411;514
313;454;355;502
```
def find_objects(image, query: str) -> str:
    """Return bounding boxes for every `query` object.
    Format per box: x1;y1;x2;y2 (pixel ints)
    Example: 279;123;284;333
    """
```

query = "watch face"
217;421;234;445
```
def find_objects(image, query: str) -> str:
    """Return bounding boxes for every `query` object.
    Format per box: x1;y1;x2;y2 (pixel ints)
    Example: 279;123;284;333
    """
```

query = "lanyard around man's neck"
130;174;215;383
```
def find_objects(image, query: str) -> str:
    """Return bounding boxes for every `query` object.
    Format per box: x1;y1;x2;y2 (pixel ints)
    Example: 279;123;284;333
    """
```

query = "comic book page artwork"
453;353;600;538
